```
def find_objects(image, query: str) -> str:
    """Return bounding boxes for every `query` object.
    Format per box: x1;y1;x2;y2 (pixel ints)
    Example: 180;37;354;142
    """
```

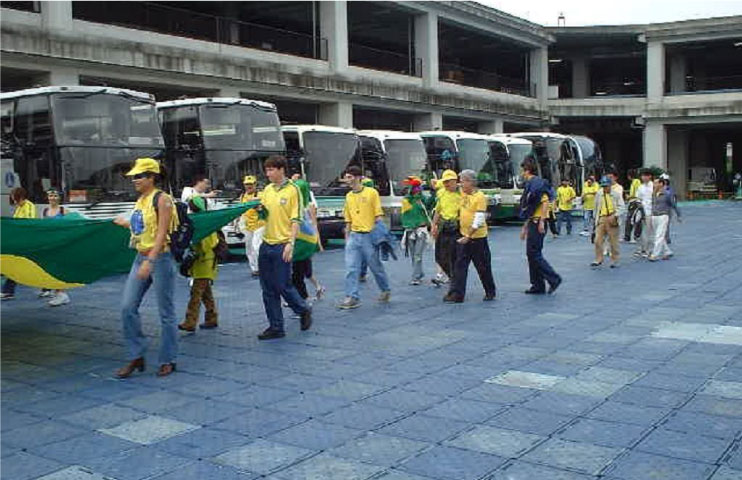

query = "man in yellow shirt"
239;176;264;277
592;176;624;268
339;165;390;310
556;179;576;235
256;156;311;340
430;169;460;287
581;175;599;236
443;170;496;303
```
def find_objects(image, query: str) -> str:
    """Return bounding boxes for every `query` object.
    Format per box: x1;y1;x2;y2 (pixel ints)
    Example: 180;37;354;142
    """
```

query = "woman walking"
649;178;681;261
40;189;71;306
113;157;179;378
1;187;36;301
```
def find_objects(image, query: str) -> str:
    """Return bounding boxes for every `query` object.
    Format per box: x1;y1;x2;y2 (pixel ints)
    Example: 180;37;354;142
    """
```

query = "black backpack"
153;191;193;263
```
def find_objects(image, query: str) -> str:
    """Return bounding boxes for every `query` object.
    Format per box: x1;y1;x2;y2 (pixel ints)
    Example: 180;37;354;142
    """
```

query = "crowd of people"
2;155;682;378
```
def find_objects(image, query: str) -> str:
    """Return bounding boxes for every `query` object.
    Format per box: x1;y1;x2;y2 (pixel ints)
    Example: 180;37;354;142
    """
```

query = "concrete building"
2;1;741;197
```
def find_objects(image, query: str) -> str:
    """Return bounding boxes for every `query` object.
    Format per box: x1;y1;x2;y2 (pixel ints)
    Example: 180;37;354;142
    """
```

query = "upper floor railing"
349;43;422;77
440;62;530;97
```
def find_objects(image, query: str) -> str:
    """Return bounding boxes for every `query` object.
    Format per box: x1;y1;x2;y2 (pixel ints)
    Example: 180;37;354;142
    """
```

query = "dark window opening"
666;40;742;94
353;107;414;131
0;1;38;12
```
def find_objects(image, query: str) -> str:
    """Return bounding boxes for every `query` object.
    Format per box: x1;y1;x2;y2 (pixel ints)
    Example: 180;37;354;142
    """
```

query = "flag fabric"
293;208;320;262
0;203;256;289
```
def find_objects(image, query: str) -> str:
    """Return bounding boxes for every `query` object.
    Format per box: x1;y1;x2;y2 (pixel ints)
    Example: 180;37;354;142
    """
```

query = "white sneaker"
48;292;70;307
38;290;54;298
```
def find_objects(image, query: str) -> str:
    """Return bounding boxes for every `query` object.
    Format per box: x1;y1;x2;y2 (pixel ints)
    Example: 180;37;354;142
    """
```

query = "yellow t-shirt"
629;178;641;199
343;186;383;233
435;188;461;221
13;200;36;219
531;194;550;220
190;232;219;280
599;192;615;217
240;191;265;231
556;186;576;211
130;189;179;253
459;190;488;239
582;182;599;210
261;181;302;245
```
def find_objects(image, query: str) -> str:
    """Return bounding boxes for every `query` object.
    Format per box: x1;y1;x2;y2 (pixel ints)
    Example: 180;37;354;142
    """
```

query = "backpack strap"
152;191;163;216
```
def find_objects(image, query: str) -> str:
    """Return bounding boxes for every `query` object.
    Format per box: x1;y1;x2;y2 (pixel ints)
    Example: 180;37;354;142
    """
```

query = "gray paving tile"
520;391;601;416
59;403;148;429
586;401;669;426
99;415;200;445
422;397;506;423
661;410;742;439
701;380;742;400
557;418;648;448
446;425;544;458
267;419;362;450
574;366;643;385
214;439;315;475
484;370;565;390
489;461;596;480
322;403;406;430
361;389;446;412
30;432;136;464
86;448;193;480
329;432;429;467
636;428;733;464
314;380;387;400
275;452;385;480
609;385;690;408
683;395;742;418
709;466;742;480
377;414;470;443
269;393;350;417
211;408;308;437
460;383;536;404
0;452;64;480
522;438;622;475
550;378;624;398
399;445;505;480
605;450;716;480
487;407;573;436
214;385;296;408
155;427;251;459
34;466;113;480
3;420;86;449
117;390;199;414
150;461;258;480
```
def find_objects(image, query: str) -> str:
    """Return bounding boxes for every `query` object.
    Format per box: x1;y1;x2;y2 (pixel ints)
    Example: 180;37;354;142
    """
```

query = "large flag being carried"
1;203;255;289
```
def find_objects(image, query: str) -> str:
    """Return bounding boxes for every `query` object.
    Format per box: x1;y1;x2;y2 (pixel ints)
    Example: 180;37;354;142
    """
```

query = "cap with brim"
441;170;458;182
599;176;611;187
243;175;257;184
126;157;161;176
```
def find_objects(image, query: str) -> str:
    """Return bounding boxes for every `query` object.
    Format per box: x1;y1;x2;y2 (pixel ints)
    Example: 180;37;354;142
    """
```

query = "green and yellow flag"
0;203;255;289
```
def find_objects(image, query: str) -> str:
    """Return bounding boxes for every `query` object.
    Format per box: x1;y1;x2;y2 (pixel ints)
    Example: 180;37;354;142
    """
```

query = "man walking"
255;156;312;340
520;161;562;295
592;176;624;268
581;175;598;236
635;169;654;257
556;179;576;235
444;170;496;303
338;166;391;309
430;169;461;287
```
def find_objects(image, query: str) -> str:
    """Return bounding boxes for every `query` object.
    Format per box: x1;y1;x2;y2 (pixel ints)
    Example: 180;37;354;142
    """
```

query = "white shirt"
637;181;654;213
181;187;195;203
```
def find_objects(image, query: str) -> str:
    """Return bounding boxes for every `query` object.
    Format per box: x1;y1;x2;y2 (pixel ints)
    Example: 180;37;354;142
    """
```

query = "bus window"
489;141;513;188
423;136;456;173
303;131;359;195
15;95;52;147
359;136;390;196
385;139;428;194
160;106;201;149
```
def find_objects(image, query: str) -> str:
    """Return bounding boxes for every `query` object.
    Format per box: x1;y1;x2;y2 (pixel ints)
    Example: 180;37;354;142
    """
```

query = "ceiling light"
734;41;742;47
549;58;563;63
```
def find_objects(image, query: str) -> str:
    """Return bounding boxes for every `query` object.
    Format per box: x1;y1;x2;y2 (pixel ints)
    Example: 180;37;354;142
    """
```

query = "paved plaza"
2;201;742;480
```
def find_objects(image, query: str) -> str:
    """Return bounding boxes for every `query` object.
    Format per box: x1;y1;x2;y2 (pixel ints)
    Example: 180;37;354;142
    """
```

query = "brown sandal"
157;363;176;377
115;357;145;379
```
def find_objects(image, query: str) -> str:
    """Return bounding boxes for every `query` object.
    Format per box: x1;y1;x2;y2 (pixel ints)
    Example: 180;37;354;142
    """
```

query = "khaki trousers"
183;278;217;328
595;216;620;264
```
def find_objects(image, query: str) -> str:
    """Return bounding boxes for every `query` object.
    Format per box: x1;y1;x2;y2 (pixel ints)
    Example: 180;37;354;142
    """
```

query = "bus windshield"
385;139;427;193
508;143;532;188
457;139;495;187
52;92;162;148
303;131;359;195
199;104;282;151
422;136;457;173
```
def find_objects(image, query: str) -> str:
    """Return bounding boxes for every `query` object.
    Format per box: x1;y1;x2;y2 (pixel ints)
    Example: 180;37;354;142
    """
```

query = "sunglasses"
132;173;152;180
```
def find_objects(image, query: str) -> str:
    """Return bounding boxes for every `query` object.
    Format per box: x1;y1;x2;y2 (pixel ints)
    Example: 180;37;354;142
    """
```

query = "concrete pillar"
529;46;549;106
41;1;72;31
667;128;688;199
320;1;348;74
319;101;353;128
414;12;439;89
46;67;79;86
647;41;665;102
218;87;242;98
413;112;443;131
669;54;686;94
477;119;504;134
643;121;667;169
571;55;590;98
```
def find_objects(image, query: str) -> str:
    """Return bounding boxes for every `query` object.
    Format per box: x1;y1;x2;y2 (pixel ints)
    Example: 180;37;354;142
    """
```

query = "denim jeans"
526;220;561;292
258;242;308;333
583;210;594;232
556;210;572;235
121;252;178;365
345;232;390;299
450;237;496;299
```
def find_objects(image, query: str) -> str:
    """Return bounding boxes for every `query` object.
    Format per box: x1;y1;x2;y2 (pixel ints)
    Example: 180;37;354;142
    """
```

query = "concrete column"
667;128;688;199
529;46;549;106
571;55;590;98
320;0;349;74
41;1;73;31
46;67;79;86
319;101;353;128
647;41;665;102
669;54;686;94
218;87;242;98
643;121;667;169
414;12;439;89
413;112;442;132
477;119;504;134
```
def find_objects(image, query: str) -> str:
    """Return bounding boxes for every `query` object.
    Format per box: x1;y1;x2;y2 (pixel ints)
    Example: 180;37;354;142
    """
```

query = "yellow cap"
441;169;458;182
243;175;257;185
126;157;161;176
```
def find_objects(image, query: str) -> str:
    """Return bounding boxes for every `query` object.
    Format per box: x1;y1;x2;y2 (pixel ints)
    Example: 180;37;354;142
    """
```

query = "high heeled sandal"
115;357;145;379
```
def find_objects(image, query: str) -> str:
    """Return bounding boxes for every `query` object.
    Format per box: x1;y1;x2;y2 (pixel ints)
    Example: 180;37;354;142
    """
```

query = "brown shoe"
115;357;145;379
157;363;176;377
178;323;196;332
199;322;218;330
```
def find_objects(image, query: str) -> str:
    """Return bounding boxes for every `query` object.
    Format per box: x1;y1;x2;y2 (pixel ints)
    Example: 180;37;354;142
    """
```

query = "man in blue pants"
520;161;562;295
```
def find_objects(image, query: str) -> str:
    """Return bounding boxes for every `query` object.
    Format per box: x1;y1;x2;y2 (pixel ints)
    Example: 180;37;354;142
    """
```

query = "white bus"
487;135;534;219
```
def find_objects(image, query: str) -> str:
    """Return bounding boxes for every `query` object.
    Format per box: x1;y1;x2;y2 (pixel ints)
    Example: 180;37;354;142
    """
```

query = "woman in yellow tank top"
113;157;179;378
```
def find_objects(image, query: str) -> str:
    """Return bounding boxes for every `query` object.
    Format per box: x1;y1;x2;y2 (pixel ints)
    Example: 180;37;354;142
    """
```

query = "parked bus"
1;86;164;218
356;130;428;232
282;125;362;242
419;131;499;219
487;135;534;219
157;97;284;245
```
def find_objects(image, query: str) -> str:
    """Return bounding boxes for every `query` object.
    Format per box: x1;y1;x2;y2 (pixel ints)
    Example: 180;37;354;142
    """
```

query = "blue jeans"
345;232;390;299
121;252;178;365
583;210;594;232
557;210;572;235
527;221;561;292
258;242;308;333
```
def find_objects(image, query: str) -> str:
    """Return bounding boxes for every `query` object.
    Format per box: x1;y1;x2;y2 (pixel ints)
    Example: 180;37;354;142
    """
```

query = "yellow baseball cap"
243;175;257;184
126;157;161;176
441;169;458;182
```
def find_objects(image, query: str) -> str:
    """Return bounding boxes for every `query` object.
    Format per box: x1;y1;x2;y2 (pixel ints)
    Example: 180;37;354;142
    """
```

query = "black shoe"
300;309;312;331
524;287;546;295
548;277;562;295
483;293;496;301
258;328;286;340
199;322;218;329
443;293;463;304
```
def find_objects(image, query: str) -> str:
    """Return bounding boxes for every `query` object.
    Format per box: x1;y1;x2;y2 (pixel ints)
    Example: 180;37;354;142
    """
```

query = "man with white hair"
443;170;496;303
